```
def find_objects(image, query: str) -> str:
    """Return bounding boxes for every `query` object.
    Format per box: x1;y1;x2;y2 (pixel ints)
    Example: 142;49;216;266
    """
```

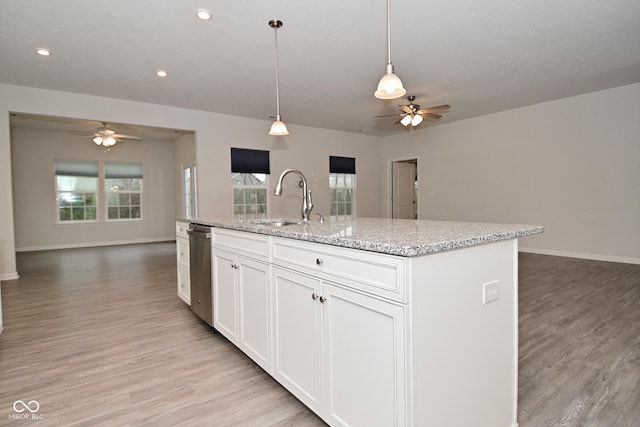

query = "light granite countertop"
180;216;543;257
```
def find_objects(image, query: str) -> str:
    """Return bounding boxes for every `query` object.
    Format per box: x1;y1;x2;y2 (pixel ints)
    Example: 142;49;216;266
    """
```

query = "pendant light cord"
274;25;281;118
386;0;392;65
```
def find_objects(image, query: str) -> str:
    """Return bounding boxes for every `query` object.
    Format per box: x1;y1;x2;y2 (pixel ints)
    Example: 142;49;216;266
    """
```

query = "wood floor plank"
1;244;638;426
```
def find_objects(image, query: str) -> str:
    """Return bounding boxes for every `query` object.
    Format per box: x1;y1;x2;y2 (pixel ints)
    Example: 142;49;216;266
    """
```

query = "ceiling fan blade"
420;104;451;113
399;105;413;114
420;113;443;120
112;134;142;141
372;114;403;118
69;131;97;136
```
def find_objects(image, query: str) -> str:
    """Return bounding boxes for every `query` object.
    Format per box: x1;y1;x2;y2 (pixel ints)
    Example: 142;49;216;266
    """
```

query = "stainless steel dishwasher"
187;223;213;326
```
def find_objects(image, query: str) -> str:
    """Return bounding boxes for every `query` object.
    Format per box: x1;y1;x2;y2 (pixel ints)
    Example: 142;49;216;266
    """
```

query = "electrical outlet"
482;280;500;304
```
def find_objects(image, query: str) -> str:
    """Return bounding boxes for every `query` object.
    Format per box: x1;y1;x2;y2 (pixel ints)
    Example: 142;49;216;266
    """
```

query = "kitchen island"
177;217;543;427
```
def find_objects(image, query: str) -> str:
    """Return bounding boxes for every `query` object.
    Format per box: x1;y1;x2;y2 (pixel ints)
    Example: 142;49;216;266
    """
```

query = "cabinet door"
213;249;238;343
237;256;271;372
272;266;324;416
323;283;407;427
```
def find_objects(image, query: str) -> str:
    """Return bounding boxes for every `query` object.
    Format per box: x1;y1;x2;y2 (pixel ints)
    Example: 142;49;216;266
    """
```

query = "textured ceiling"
2;0;639;136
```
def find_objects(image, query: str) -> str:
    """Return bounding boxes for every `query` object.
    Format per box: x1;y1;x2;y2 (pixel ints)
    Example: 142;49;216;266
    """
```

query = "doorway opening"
390;158;418;219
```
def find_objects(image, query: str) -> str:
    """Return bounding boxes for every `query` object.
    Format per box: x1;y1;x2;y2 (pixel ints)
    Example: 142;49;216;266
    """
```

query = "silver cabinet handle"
316;258;323;265
319;296;326;303
312;293;319;300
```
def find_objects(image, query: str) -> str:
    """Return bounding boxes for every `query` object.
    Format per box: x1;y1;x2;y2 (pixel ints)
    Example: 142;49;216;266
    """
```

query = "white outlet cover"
482;280;500;305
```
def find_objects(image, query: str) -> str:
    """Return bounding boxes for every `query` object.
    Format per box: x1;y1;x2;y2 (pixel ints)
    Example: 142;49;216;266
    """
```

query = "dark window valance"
329;156;356;174
231;148;270;174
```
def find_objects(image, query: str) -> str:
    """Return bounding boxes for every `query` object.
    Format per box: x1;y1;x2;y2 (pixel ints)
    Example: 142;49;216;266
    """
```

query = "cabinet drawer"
213;229;269;261
271;238;407;302
176;221;190;238
178;263;190;305
176;236;189;267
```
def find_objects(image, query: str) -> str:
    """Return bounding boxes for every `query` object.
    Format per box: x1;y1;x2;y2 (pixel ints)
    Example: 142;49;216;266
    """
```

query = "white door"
272;266;324;416
323;282;407;427
237;256;271;372
392;161;416;219
212;249;238;343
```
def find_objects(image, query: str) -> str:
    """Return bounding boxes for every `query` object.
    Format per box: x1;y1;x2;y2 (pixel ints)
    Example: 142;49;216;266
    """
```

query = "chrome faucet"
274;168;314;221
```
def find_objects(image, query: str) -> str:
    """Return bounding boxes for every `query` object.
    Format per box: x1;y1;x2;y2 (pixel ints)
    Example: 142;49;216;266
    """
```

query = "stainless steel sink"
248;219;306;227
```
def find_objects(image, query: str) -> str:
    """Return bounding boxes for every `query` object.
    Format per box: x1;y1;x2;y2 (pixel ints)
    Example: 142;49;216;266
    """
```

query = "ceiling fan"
71;122;141;147
374;96;451;128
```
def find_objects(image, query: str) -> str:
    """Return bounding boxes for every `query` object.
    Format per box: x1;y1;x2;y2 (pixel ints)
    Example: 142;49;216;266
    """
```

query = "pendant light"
268;19;289;136
374;0;406;99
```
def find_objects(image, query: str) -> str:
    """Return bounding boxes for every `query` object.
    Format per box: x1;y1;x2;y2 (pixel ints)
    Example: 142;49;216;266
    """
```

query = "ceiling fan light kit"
73;122;142;148
268;19;289;136
93;136;116;146
374;0;406;100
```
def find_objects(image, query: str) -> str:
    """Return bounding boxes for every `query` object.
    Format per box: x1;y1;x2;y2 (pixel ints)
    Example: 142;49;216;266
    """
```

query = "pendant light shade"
269;117;288;135
268;19;289;136
374;0;406;99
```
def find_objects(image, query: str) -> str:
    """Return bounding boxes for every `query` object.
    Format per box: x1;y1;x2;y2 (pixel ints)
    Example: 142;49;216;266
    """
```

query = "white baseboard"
519;247;640;265
0;272;19;281
16;237;175;253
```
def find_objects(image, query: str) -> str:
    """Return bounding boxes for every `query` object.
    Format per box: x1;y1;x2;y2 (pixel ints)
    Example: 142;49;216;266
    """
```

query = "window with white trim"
105;162;143;221
232;173;268;219
329;156;356;221
231;148;270;220
55;160;99;222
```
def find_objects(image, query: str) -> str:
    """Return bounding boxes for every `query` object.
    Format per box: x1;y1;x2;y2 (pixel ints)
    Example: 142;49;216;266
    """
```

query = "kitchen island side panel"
409;239;518;427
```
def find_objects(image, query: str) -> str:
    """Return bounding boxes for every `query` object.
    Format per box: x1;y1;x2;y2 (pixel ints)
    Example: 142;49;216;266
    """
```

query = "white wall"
0;83;385;278
11;127;177;251
2;82;637;279
381;83;640;264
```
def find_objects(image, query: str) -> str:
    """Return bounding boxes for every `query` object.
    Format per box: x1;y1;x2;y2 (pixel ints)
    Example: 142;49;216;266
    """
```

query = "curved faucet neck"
274;168;313;221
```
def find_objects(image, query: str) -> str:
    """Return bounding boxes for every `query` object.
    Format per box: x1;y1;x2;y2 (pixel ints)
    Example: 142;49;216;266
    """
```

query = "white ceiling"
2;0;639;136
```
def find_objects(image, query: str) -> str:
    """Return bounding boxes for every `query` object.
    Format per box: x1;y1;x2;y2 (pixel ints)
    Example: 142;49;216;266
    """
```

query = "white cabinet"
212;249;237;340
272;267;323;414
322;282;406;427
176;221;190;305
213;229;271;372
271;254;407;427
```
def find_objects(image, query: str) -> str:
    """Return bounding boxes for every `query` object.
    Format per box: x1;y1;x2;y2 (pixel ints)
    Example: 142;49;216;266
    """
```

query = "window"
329;156;356;221
55;160;99;222
105;162;143;221
183;165;198;218
231;148;270;220
231;173;268;220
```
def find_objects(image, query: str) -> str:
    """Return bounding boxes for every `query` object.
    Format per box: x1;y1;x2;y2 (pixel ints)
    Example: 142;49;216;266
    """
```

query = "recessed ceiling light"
196;9;212;20
36;48;51;56
156;70;168;77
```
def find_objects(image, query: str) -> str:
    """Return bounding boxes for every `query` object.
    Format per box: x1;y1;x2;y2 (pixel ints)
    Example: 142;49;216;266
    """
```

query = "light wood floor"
517;253;640;427
0;243;638;426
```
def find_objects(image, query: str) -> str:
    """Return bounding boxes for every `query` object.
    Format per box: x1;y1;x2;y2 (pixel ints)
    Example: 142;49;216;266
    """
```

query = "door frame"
386;156;419;219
